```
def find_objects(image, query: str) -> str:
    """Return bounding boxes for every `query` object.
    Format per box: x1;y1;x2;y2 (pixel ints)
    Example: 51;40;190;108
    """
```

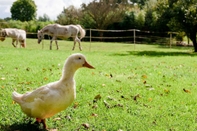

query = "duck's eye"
78;57;81;59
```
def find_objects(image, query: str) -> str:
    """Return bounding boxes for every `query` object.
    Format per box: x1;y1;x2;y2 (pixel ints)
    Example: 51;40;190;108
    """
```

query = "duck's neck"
60;63;77;82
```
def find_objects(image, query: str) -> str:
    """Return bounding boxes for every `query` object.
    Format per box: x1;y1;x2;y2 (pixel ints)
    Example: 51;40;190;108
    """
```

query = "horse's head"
0;29;7;41
19;40;26;48
37;30;44;44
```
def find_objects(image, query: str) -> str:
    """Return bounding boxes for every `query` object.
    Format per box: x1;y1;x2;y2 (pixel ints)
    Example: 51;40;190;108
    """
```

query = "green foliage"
175;32;186;41
166;0;197;33
10;0;37;21
119;11;136;29
0;20;54;33
156;0;197;51
56;6;83;25
173;0;197;26
135;11;145;29
143;0;158;31
38;14;51;22
80;13;95;28
0;20;9;28
130;0;148;7
0;40;197;130
118;7;145;30
7;20;26;29
80;0;125;29
109;5;146;30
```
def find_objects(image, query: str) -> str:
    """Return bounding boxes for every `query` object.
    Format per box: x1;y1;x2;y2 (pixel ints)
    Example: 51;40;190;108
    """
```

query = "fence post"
89;29;92;51
90;29;92;43
133;29;136;50
133;29;135;44
170;33;172;48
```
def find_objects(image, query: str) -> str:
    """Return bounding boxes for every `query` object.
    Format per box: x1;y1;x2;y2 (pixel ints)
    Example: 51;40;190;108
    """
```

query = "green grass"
0;38;197;131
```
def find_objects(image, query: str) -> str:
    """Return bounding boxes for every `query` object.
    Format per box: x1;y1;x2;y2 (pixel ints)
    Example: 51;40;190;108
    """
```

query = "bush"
0;20;54;32
175;32;185;41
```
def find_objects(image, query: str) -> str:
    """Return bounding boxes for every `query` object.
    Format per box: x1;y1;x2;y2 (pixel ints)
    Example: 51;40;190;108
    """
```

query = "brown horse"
37;24;86;50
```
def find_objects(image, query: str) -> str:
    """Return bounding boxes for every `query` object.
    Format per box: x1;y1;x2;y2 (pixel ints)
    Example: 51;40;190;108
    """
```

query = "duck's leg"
34;118;40;125
41;119;47;129
35;118;47;129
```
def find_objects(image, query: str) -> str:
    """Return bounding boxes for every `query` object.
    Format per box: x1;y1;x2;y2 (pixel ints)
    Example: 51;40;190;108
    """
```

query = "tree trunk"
193;41;197;52
188;27;197;52
190;32;197;52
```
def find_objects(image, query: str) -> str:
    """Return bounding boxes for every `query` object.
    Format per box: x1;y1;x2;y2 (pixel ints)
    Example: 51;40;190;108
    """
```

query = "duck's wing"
24;84;52;102
12;84;53;118
13;84;53;104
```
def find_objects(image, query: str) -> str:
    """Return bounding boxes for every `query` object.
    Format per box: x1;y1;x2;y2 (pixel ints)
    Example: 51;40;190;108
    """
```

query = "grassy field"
0;38;197;131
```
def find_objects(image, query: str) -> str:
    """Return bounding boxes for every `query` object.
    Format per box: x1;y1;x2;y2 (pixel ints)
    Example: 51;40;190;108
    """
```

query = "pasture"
0;38;197;131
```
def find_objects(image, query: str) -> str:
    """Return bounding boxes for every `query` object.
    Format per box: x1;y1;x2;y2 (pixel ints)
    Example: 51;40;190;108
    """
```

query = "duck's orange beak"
83;61;95;69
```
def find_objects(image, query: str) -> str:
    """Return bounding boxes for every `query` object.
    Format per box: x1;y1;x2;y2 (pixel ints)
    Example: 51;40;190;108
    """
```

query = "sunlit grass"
0;38;197;130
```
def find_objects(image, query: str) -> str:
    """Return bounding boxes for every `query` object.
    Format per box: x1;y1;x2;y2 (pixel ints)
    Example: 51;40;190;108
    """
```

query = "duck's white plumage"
12;53;94;128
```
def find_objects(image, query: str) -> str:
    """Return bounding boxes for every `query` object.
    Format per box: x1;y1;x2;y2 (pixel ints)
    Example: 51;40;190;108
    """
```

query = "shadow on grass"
112;51;197;57
0;122;47;131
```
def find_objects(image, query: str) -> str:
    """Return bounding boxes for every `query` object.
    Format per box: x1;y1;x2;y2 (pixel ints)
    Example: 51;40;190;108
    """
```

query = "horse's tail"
76;25;86;40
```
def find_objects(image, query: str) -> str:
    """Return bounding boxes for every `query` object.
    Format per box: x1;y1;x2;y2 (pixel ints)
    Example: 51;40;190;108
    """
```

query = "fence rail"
85;29;173;45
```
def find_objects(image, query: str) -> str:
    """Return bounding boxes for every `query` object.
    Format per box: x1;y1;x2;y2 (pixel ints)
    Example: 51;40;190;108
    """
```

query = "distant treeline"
0;20;53;33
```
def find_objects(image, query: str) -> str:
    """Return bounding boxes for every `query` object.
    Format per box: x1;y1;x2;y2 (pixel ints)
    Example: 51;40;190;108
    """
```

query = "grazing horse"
37;24;86;50
0;28;26;48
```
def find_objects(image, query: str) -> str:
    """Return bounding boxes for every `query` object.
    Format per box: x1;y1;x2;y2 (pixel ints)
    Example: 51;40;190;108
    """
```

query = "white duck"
12;53;94;129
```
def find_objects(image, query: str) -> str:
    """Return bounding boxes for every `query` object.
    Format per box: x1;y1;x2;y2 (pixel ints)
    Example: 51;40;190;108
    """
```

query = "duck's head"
66;53;95;70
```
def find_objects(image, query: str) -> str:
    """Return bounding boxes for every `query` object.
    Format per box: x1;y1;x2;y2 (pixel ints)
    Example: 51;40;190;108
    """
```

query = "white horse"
37;24;86;50
0;28;26;48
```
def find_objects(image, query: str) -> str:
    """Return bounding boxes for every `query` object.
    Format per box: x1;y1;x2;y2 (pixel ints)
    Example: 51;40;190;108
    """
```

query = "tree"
56;6;82;25
82;0;126;29
135;11;145;29
120;11;136;29
129;0;148;7
10;0;37;21
156;0;197;51
38;14;51;22
144;0;158;31
172;0;197;51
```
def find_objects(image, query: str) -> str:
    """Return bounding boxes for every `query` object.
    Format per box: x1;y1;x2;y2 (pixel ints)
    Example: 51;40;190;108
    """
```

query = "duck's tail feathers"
12;91;23;104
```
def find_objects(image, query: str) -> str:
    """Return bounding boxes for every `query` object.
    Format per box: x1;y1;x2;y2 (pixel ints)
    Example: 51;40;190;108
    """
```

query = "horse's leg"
12;39;16;48
19;40;22;48
50;39;53;50
72;37;76;50
16;40;19;48
76;37;82;51
55;39;59;50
